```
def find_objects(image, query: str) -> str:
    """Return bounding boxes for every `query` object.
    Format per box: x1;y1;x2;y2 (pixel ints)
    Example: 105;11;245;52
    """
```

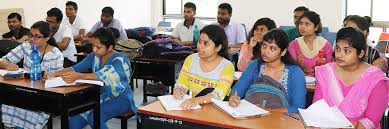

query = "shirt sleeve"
237;42;253;72
1;43;27;64
211;63;234;100
175;54;193;93
71;53;94;73
312;75;323;103
288;66;307;113
88;22;101;34
288;41;298;61
323;42;334;63
112;20;128;40
171;23;180;38
232;61;257;98
236;23;246;44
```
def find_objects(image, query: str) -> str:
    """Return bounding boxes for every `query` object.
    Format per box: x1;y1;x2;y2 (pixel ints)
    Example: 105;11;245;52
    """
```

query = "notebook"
0;68;25;76
211;98;270;119
298;99;354;128
44;77;104;88
157;95;201;111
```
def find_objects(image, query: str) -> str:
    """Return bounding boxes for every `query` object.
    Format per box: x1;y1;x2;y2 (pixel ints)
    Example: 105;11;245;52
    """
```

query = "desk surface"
0;77;94;94
138;101;304;129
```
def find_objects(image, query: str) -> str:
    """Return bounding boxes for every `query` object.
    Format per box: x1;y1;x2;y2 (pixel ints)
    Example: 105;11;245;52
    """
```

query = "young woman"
343;15;387;71
288;11;333;77
237;18;277;71
313;27;389;129
0;21;64;129
47;27;137;129
229;29;306;113
173;25;234;110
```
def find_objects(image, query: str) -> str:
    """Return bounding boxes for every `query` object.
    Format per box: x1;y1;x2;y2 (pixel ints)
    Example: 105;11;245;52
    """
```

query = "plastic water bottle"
30;44;41;81
193;25;199;47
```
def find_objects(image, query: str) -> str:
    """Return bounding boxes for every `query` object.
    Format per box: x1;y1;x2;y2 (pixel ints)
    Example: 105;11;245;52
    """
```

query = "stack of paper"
298;99;354;128
211;99;270;119
157;95;201;111
45;77;104;88
305;76;316;85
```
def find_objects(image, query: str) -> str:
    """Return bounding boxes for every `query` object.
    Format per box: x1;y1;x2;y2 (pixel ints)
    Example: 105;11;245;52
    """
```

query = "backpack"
126;27;153;43
244;74;289;109
114;39;143;60
142;39;193;60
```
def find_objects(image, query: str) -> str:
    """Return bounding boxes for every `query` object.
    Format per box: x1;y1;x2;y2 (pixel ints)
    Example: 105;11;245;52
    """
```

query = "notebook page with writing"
211;98;270;119
157;95;201;111
298;99;354;128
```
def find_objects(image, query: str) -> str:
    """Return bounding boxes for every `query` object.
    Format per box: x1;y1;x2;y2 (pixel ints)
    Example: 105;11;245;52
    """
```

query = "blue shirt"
232;60;306;113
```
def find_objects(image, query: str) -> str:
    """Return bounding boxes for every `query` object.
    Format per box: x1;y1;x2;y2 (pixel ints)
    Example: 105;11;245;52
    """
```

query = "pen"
284;112;299;120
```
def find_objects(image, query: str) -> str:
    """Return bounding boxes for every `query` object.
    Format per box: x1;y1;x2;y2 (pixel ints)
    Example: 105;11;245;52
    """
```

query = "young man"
215;3;246;48
2;13;29;43
62;1;86;42
171;2;205;46
46;8;77;67
85;6;128;41
285;6;309;42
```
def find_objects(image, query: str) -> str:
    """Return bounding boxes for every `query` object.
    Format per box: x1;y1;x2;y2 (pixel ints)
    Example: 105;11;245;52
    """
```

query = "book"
44;77;104;88
298;99;354;128
211;98;270;119
0;68;25;76
157;95;201;111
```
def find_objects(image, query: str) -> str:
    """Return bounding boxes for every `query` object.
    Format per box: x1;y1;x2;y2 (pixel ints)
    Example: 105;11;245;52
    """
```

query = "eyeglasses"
28;34;45;40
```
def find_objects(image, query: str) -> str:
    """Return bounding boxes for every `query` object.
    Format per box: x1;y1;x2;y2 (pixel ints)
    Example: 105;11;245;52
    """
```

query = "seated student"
343;15;387;71
285;6;309;42
313;27;389;129
215;3;246;48
288;11;333;77
46;27;137;129
0;21;64;129
172;2;205;46
2;13;30;43
229;29;306;113
62;1;86;42
173;25;234;110
84;6;128;41
237;18;277;71
46;8;77;68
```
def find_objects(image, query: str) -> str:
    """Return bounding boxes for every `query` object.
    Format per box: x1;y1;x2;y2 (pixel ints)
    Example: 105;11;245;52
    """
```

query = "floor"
50;79;157;129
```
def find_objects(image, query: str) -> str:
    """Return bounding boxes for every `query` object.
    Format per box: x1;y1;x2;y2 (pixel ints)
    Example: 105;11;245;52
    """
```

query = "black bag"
142;39;192;60
126;28;153;43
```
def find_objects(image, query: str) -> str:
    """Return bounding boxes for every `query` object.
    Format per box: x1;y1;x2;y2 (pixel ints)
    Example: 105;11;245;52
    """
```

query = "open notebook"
44;77;104;88
211;98;270;119
157;95;201;111
298;99;354;128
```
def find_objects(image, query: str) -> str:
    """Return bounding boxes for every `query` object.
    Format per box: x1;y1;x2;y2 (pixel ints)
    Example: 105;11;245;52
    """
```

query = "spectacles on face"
28;34;45;40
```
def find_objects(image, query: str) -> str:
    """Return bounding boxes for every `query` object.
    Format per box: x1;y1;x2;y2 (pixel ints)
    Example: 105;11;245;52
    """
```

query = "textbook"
298;99;354;128
211;98;270;119
157;95;201;111
45;77;104;88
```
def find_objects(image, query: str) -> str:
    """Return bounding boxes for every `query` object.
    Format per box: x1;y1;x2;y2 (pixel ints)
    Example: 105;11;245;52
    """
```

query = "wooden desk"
138;101;304;129
0;77;100;129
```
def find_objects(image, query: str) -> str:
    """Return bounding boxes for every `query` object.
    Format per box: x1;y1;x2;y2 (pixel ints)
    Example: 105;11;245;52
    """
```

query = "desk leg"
93;100;100;129
60;110;69;129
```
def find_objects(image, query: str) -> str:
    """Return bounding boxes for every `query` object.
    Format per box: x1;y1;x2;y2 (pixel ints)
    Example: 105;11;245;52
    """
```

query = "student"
171;2;205;46
62;1;86;42
343;15;387;71
0;21;64;129
215;3;246;47
229;29;306;113
2;13;30;43
173;25;234;110
46;8;77;68
285;6;309;42
85;7;128;41
46;27;137;129
288;11;333;77
313;27;389;129
237;18;277;71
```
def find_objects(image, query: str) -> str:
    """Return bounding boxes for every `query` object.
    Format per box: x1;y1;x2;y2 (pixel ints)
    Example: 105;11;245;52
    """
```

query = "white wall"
0;0;151;33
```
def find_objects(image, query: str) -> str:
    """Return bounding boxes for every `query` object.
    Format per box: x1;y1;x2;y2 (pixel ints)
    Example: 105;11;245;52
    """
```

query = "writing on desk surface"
15;87;38;93
149;116;183;124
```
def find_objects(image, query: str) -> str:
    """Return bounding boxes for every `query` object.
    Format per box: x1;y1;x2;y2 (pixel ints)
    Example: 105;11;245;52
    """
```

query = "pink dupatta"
315;62;389;119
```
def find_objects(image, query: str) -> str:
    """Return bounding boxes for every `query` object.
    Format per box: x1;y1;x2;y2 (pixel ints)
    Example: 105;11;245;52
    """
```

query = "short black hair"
336;27;367;61
248;18;277;41
300;11;322;34
92;27;119;48
346;15;370;33
218;3;232;14
262;29;295;64
47;8;63;22
66;1;78;11
184;2;196;12
7;13;22;21
294;6;309;12
102;6;114;17
31;21;57;47
200;25;230;60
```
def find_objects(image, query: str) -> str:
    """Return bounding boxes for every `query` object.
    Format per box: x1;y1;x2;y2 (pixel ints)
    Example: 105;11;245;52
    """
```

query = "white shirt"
89;19;128;41
62;16;86;37
172;18;205;42
53;24;77;62
214;21;246;45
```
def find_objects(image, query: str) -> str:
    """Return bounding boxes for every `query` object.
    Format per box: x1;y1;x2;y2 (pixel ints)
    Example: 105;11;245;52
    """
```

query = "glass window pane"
347;0;371;16
165;0;182;15
372;0;389;21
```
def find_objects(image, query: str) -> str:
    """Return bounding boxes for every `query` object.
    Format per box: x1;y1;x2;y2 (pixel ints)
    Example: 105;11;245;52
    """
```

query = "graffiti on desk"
149;116;183;125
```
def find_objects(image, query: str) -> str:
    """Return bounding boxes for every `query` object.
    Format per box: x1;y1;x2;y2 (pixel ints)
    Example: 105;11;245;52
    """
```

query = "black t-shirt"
2;26;30;39
366;46;381;64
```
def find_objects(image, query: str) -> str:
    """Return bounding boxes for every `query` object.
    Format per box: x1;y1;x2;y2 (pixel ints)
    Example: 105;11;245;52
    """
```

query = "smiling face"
335;40;364;67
